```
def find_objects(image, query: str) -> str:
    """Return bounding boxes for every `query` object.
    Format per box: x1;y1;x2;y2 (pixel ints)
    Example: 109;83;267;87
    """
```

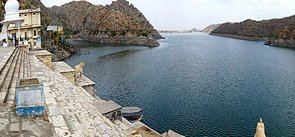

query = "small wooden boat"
122;107;143;123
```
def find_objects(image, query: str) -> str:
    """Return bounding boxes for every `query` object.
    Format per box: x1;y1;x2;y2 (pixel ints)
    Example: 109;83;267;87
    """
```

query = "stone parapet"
76;75;96;97
51;62;76;84
30;50;52;69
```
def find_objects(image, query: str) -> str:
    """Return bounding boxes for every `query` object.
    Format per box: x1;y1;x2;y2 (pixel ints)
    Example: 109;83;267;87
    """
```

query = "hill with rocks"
201;24;220;33
210;16;295;48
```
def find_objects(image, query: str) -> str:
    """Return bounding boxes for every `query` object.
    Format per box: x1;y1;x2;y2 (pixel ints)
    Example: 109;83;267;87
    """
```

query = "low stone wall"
61;71;75;83
82;84;96;97
76;75;97;98
31;50;53;69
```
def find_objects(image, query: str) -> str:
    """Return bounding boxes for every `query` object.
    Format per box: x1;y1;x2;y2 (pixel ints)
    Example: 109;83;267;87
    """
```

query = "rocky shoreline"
265;39;295;49
210;33;295;49
74;36;160;47
210;33;265;41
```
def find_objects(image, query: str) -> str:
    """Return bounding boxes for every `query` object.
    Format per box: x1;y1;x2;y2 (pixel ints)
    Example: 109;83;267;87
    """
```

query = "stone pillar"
16;21;22;46
2;23;9;44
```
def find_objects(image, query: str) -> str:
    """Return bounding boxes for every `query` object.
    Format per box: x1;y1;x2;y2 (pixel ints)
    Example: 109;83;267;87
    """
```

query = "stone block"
15;78;45;117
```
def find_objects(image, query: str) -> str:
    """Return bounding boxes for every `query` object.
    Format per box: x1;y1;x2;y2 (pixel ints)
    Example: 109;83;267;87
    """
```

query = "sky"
40;0;295;30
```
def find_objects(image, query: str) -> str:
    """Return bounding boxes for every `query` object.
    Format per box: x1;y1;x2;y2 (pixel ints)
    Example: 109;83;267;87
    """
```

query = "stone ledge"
52;62;75;73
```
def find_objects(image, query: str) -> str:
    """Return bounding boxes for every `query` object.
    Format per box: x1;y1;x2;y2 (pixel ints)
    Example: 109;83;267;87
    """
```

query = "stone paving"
30;54;134;136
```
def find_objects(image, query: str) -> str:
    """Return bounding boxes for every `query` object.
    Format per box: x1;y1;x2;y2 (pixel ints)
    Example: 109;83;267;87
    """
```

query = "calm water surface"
65;33;295;137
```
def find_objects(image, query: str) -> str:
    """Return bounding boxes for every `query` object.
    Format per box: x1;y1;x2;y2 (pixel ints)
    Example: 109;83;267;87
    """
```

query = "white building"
1;0;42;48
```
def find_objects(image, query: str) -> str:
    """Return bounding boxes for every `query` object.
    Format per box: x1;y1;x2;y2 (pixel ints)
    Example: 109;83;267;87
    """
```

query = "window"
33;13;36;15
24;14;27;16
19;15;21;17
34;30;37;36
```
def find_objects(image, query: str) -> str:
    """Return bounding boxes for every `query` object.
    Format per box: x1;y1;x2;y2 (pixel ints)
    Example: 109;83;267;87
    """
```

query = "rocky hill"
1;0;162;47
49;0;162;46
201;24;220;33
265;25;295;48
210;16;295;48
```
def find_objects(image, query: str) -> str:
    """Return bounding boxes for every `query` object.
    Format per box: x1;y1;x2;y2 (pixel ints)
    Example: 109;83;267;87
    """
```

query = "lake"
65;33;295;137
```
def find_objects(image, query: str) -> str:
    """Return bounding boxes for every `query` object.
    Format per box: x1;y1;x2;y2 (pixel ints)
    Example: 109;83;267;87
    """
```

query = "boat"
122;107;143;123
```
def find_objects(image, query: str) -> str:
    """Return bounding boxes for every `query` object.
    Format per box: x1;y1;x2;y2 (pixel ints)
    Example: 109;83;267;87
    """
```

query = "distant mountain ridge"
159;28;200;33
1;0;162;47
210;15;295;48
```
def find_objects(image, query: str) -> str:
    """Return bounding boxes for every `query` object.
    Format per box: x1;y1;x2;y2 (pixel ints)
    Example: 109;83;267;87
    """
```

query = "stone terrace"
30;52;130;136
0;47;183;137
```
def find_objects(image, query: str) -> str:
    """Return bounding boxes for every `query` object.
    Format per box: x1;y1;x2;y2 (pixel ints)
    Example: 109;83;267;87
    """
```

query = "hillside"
49;0;162;46
210;16;295;48
1;0;162;47
201;24;220;33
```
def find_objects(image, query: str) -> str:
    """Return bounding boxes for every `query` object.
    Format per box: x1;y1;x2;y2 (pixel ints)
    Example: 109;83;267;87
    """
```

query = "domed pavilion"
0;0;42;48
0;0;24;47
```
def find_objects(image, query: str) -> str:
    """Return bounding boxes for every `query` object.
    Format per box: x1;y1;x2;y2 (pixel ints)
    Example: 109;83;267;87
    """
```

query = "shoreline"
54;36;161;60
265;39;295;49
69;36;161;47
209;33;265;41
210;33;295;50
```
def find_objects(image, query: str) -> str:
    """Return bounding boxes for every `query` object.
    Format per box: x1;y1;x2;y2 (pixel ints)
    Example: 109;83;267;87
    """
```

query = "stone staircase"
0;47;31;105
0;47;51;136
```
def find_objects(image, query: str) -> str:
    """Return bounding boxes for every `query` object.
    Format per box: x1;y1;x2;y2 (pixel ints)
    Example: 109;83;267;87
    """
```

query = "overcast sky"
40;0;295;30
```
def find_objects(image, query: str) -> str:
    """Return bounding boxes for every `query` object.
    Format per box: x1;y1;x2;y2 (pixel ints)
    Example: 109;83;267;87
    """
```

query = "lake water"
65;33;295;137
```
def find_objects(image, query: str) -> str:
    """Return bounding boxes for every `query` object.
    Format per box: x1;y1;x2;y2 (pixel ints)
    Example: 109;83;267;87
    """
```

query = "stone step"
6;49;24;104
25;51;31;77
27;54;32;77
0;48;21;104
0;49;18;90
0;47;15;75
22;50;30;78
19;50;24;79
23;50;28;78
25;52;28;77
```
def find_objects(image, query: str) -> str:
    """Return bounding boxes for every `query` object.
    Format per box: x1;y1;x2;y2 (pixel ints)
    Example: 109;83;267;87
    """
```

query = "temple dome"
3;0;22;21
5;0;20;14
